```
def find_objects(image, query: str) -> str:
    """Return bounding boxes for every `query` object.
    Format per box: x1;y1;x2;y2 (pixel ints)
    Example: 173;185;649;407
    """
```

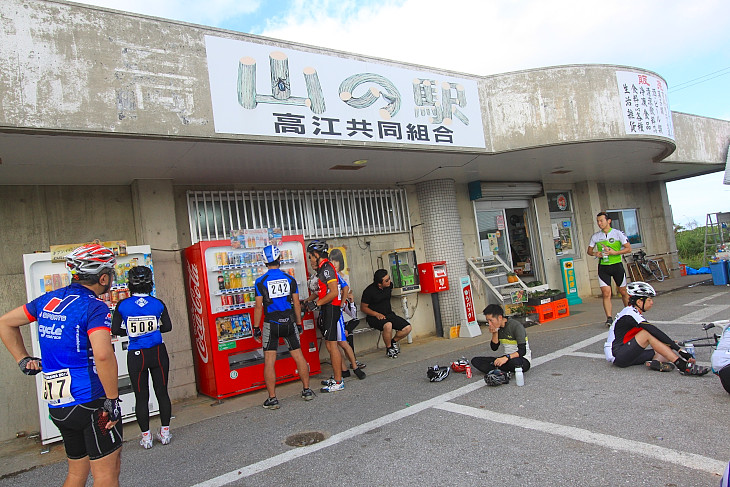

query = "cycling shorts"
49;398;123;460
318;304;345;342
262;321;301;352
598;262;627;288
612;339;654;368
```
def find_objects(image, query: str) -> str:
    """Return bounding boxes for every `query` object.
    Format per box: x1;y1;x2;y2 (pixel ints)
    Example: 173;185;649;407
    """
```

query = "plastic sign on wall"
459;276;481;338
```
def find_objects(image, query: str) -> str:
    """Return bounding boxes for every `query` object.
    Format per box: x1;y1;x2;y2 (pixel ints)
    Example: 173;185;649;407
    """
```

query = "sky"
71;0;730;227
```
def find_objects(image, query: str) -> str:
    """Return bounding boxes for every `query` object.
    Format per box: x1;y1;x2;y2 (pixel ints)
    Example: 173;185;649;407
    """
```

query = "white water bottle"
515;367;524;387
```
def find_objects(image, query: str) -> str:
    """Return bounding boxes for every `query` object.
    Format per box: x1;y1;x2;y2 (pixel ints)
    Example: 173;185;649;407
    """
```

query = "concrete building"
1;0;728;441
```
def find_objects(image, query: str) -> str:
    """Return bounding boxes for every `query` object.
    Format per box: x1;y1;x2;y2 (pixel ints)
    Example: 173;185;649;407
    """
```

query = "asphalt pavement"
2;274;728;486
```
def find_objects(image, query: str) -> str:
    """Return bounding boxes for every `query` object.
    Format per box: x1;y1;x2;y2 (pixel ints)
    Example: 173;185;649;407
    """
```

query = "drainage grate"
285;431;326;447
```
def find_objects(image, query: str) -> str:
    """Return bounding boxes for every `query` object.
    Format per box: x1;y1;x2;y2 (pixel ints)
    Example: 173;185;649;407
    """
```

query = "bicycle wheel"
648;259;664;281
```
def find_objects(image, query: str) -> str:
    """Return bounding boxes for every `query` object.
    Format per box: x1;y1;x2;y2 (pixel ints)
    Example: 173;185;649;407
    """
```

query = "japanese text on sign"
205;36;486;149
616;71;674;140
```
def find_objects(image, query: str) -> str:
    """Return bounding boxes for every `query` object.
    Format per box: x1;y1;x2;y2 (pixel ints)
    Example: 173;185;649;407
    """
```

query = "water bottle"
601;245;610;263
685;343;695;359
514;367;524;387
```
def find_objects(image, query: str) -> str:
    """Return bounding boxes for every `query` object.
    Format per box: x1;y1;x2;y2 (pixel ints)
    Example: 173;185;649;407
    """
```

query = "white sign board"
205;36;486;149
616;71;674;140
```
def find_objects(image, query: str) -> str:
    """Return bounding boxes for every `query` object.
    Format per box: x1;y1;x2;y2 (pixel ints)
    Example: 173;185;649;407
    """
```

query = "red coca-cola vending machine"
183;231;320;399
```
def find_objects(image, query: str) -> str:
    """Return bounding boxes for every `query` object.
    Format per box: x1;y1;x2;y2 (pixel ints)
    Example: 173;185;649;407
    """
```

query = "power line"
669;66;730;92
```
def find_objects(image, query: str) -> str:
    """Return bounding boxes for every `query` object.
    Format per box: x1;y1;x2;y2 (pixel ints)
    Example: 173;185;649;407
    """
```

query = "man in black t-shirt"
360;269;412;358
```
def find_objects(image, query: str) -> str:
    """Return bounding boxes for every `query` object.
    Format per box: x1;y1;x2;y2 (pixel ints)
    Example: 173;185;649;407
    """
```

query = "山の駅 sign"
205;36;486;149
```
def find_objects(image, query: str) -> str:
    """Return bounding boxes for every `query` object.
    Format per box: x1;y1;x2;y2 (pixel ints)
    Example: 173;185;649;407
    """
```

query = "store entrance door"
475;201;541;284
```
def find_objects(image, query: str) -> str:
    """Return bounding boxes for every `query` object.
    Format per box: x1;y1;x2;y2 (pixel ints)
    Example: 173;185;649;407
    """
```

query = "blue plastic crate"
710;261;729;286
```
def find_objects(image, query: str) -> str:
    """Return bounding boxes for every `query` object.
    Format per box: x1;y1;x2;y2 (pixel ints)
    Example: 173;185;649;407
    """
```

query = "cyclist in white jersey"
587;212;632;327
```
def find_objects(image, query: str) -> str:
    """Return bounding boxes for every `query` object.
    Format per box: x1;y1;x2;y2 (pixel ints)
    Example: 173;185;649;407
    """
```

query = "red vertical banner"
459;276;482;338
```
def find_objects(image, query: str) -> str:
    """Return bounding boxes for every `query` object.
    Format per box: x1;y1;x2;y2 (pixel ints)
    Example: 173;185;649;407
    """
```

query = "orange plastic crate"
529;301;556;323
553;298;570;318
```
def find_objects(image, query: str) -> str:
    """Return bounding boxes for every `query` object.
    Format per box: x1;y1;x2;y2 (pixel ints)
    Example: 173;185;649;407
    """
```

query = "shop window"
187;189;409;243
547;191;577;257
606;209;643;247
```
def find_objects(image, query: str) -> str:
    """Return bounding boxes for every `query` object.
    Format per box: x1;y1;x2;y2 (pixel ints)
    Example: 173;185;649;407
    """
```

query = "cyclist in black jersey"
111;266;173;448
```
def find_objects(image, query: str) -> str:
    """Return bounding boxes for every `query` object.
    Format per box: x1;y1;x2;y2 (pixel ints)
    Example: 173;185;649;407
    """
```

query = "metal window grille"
187;189;411;243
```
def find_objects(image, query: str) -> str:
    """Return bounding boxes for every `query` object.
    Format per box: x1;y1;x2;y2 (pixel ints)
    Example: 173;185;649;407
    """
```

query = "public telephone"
382;248;420;295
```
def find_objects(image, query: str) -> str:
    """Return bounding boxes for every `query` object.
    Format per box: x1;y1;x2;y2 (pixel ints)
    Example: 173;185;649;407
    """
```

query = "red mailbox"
418;261;449;293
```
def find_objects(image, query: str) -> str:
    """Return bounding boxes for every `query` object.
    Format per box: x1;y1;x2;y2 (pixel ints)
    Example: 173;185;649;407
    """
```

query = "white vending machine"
23;245;159;444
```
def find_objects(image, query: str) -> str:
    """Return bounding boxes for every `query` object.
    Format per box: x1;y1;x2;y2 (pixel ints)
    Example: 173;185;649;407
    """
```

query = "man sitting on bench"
360;269;412;358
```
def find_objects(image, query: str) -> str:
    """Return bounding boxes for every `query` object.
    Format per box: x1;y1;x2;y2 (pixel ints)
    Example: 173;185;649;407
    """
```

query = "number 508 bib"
126;315;159;337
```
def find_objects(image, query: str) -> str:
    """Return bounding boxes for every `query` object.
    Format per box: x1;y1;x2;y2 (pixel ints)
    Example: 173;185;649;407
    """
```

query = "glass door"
476;209;512;267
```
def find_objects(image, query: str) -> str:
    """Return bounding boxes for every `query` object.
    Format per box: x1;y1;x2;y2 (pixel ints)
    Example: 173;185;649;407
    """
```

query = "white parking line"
685;293;727;307
191;333;608;487
193;327;724;486
191;381;486;487
434;401;727;475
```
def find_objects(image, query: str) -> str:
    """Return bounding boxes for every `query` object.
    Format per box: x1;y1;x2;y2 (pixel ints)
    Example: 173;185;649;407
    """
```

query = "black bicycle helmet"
307;240;328;255
128;266;153;287
484;369;510;386
427;365;450;382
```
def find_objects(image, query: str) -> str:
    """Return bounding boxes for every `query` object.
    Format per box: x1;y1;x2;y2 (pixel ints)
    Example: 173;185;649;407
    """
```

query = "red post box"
418;261;449;293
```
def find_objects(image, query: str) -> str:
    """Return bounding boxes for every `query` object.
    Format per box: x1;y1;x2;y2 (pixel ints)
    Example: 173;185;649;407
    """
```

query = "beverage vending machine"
22;245;159;444
183;233;320;399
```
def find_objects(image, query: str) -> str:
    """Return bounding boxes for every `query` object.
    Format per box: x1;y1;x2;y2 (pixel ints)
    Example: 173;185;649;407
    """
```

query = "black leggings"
127;343;172;431
719;366;730;395
472;355;531;374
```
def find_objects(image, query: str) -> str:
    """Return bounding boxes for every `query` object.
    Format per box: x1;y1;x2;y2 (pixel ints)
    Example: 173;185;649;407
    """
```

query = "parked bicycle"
632;249;665;282
678;322;724;349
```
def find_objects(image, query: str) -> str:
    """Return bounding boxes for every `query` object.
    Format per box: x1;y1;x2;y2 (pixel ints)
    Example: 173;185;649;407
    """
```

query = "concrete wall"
0;185;137;441
665;113;730;165
480;65;670;153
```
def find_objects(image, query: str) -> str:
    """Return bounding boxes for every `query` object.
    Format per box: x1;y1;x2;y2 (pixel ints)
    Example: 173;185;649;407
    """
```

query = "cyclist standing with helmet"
111;265;173;449
254;245;314;409
587;212;632;326
610;281;710;375
0;244;122;487
307;240;347;392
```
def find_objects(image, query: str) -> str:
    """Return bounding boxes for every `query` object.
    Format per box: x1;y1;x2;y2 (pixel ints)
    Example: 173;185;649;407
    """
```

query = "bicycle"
632;249;665;282
677;321;726;349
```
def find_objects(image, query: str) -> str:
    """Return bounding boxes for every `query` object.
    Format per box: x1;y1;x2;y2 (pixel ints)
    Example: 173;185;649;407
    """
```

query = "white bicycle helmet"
627;281;656;298
262;245;281;264
427;365;450;382
66;244;116;280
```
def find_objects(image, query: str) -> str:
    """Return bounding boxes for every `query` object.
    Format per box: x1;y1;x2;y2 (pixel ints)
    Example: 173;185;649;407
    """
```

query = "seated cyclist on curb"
608;281;710;375
472;304;531;381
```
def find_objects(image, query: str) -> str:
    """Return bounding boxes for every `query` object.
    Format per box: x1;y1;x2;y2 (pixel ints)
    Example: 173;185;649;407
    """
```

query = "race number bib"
266;279;290;299
127;315;159;337
42;369;74;406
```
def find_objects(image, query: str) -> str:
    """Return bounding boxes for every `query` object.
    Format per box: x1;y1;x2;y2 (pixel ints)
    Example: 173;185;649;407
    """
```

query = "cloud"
259;0;730;76
71;0;261;26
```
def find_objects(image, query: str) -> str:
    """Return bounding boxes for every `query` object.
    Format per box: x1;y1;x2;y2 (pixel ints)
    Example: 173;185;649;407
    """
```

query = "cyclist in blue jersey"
0;244;122;487
111;265;173;448
254;245;313;409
